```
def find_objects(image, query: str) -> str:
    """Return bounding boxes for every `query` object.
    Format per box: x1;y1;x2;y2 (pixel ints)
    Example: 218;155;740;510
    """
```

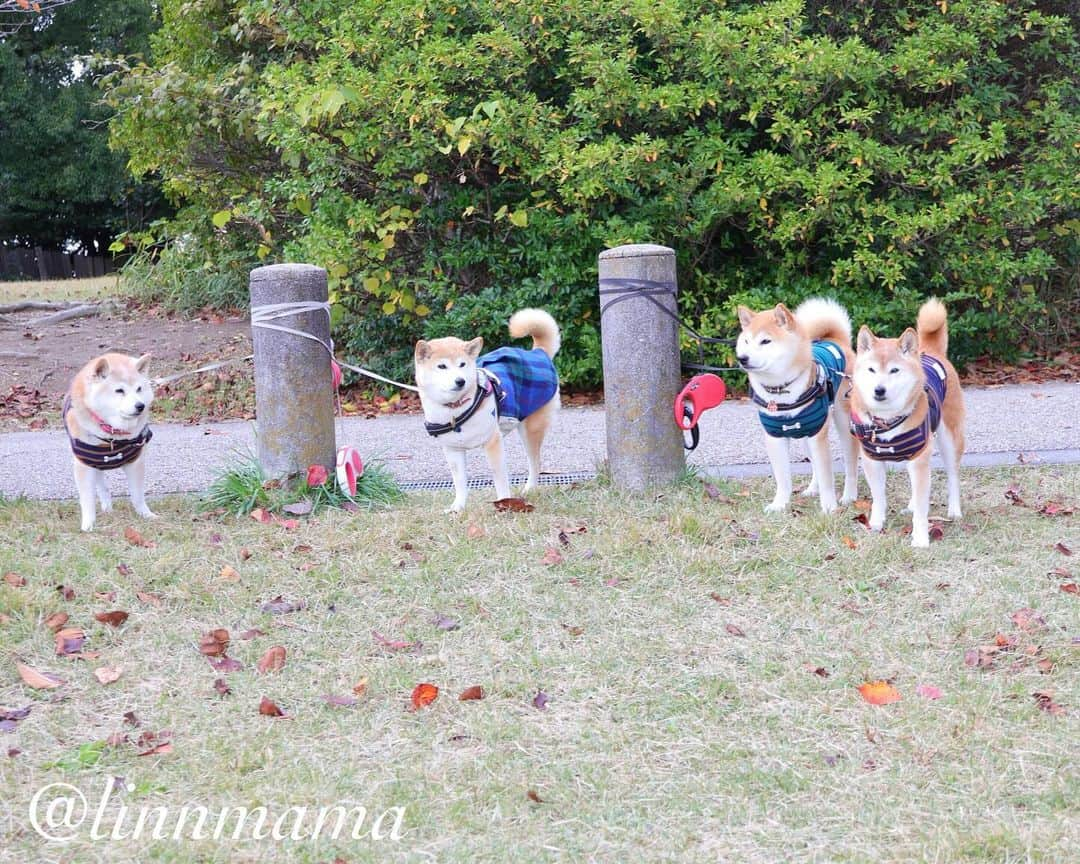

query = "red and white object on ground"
336;445;364;496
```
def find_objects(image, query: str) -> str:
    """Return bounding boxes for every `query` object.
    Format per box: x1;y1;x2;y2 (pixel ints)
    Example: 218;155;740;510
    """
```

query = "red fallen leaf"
3;572;25;587
198;628;230;656
841;535;858;549
213;678;231;697
1061;583;1078;595
258;696;286;717
915;684;943;700
105;731;128;747
137;741;173;757
1010;608;1047;632
1050;566;1071;578
709;593;733;606
466;522;486;539
1055;542;1072;556
239;628;266;640
256;645;287;674
208;656;243;672
116;563;133;576
260;596;305;614
410;683;439;710
494;497;534;512
55;584;75;601
240;548;253;561
372;630;417;651
306;464;329;488
1032;690;1065;716
16;662;64;689
322;694;359;708
124;526;156;548
136;590;161;606
527;790;543;803
802;664;830;678
858;681;901;705
54;627;86;656
540;547;564;566
352;678;369;697
94;610;129;628
1038;501;1073;517
928;522;945;542
43;611;69;632
459;685;485;701
724;623;746;637
250;508;272;524
275;517;301;530
532;690;549;710
852;512;870;529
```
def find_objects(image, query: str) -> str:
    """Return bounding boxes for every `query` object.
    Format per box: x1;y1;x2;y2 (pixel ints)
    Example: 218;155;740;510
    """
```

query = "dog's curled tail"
509;308;561;359
793;297;852;347
916;297;948;356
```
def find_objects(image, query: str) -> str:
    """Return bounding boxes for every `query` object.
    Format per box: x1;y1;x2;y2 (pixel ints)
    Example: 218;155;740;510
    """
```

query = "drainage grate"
398;470;596;492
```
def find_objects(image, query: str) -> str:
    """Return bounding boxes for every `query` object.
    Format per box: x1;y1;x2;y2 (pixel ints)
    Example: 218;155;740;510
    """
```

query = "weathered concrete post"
249;264;335;481
598;244;685;490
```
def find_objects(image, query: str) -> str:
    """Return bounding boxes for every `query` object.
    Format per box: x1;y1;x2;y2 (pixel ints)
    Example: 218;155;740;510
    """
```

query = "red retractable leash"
673;374;727;450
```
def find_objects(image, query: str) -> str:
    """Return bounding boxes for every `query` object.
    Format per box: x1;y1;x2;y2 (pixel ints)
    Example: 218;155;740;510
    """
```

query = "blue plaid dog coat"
752;341;846;439
478;347;559;421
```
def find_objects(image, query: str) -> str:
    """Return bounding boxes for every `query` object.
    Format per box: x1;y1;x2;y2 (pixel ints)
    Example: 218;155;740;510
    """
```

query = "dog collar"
88;409;133;437
759;373;802;395
425;372;502;438
442;393;472;410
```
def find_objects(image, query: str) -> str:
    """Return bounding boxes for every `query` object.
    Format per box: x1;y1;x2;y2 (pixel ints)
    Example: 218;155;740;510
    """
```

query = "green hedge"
108;0;1079;388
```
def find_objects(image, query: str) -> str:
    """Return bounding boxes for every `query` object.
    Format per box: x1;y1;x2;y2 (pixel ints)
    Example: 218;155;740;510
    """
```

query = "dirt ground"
1;280;1074;431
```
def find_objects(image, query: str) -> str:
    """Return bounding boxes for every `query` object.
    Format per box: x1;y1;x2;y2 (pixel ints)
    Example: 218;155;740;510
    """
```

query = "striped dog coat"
850;355;947;461
752;341;846;439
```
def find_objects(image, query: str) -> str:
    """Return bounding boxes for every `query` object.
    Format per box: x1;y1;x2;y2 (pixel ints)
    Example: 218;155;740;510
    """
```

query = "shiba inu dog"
849;298;965;548
64;353;156;531
736;298;860;514
415;309;560;512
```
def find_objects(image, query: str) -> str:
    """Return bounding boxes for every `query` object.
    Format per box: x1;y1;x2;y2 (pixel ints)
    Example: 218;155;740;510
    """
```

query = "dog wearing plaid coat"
415;309;560;512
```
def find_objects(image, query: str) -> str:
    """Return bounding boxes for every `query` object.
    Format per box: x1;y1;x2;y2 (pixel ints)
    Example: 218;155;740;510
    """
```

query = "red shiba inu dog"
736;298;860;514
849;299;965;547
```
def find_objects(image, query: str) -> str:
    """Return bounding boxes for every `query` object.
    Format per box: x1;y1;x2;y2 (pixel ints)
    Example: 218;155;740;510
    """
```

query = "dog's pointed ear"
414;340;430;362
898;327;918;355
464;337;483;359
736;305;754;330
773;303;794;330
92;357;110;379
135;353;152;374
856;325;875;354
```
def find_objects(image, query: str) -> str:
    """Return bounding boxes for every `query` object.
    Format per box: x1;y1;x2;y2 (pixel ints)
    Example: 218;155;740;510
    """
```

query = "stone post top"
250;263;327;282
599;244;674;260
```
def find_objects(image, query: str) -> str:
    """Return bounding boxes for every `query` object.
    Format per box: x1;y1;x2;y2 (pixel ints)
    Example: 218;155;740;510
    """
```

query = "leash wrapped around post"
673;374;727;450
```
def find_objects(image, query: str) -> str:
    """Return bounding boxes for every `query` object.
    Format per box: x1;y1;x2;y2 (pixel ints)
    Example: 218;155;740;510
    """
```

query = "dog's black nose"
133;402;146;413
873;386;886;399
737;354;750;366
453;377;466;389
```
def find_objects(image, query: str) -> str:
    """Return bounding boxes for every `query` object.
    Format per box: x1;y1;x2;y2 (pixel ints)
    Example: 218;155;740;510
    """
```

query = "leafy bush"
107;0;1079;382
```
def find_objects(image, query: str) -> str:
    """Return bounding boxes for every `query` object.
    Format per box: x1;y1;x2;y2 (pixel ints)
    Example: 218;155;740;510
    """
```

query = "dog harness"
62;395;152;470
424;347;559;438
850;355;947;461
752;341;846;439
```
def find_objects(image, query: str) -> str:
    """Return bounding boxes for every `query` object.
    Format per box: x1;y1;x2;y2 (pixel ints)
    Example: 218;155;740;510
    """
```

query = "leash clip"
674;374;727;450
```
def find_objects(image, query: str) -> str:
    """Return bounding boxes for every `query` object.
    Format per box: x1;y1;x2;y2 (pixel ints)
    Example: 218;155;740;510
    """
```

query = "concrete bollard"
249;263;336;481
597;244;685;490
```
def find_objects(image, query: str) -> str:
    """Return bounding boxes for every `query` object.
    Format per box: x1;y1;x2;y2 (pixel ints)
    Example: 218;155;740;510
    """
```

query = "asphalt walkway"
2;381;1077;501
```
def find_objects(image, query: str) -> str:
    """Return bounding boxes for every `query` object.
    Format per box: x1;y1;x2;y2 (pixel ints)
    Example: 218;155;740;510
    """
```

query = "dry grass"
0;276;120;305
0;466;1077;863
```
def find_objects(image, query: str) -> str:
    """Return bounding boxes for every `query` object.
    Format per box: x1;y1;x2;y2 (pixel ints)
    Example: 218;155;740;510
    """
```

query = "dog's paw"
947;505;962;519
819;500;839;515
80;520;95;532
869;518;885;533
902;499;916;514
911;533;930;549
839;490;858;506
445;501;467;514
764;499;788;513
800;480;818;497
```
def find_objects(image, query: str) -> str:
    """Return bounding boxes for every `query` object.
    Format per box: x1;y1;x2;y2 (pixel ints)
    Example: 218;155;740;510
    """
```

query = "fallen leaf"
240;548;253;561
928;522;945;542
1061;583;1078;595
94;610;129;628
250;508;272;524
724;623;746;637
239;628;266;640
466;522;486;539
1033;690;1065;716
410;683;439;710
526;790;543;803
915;684;942;700
702;482;721;500
372;630;418;651
540;547;564;566
282;500;313;516
55;584;75;601
1055;542;1072;556
709;593;733;606
54;627;87;656
116;563;133;577
0;706;31;722
219;565;240;582
260;596;305;615
1010;608;1047;632
198;628;230;656
213;678;231;697
258;696;286;717
3;572;25;588
853;499;871;511
459;685;485;701
44;612;69;632
322;694;358;708
352;677;369;697
1038;501;1074;517
256;646;287;674
16;662;63;689
858;681;901;705
802;664;830;678
841;535;857;550
136;591;161;607
305;464;329;488
94;666;122;685
494;497;534;512
124;526;155;548
532;690;549;710
207;656;242;673
561;623;584;636
852;513;870;530
434;614;460;631
123;711;139;726
95;591;117;603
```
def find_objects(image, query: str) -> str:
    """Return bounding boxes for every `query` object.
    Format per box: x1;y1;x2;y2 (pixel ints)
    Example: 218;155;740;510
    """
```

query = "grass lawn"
1;466;1077;863
0;276;121;305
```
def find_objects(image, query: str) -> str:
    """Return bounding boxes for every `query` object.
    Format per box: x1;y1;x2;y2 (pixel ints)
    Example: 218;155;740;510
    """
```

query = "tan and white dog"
736;298;860;514
849;299;965;547
415;309;560;512
64;353;156;531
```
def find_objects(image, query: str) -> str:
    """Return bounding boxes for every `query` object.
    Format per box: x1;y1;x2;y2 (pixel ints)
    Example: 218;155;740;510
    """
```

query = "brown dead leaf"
136;590;162;607
1033;690;1065;716
240;548;253;561
493;497;535;512
260;595;305;615
93;666;122;685
1061;583;1078;595
258;696;286;717
802;663;830;678
116;562;133;577
16;662;63;689
372;630;418;651
54;627;86;656
1054;541;1072;556
410;682;439;710
466;522;486;540
527;790;543;803
459;685;485;701
219;565;240;582
198;628;230;656
213;678;231;697
94;610;129;628
207;655;242;673
709;593;733;606
3;572;25;587
124;526;156;548
841;535;857;550
55;584;75;601
352;677;369;697
44;612;69;632
724;623;746;637
1010;608;1047;632
322;694;358;708
257;645;287;675
541;547;564;566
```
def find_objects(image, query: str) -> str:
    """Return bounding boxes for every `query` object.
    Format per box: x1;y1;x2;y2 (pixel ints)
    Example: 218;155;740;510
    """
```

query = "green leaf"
413;172;428;185
108;240;126;253
508;209;528;228
457;136;472;156
363;276;381;293
381;300;396;314
211;210;231;229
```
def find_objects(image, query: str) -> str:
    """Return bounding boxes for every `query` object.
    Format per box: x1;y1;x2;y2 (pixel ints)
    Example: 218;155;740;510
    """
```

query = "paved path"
2;381;1077;500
